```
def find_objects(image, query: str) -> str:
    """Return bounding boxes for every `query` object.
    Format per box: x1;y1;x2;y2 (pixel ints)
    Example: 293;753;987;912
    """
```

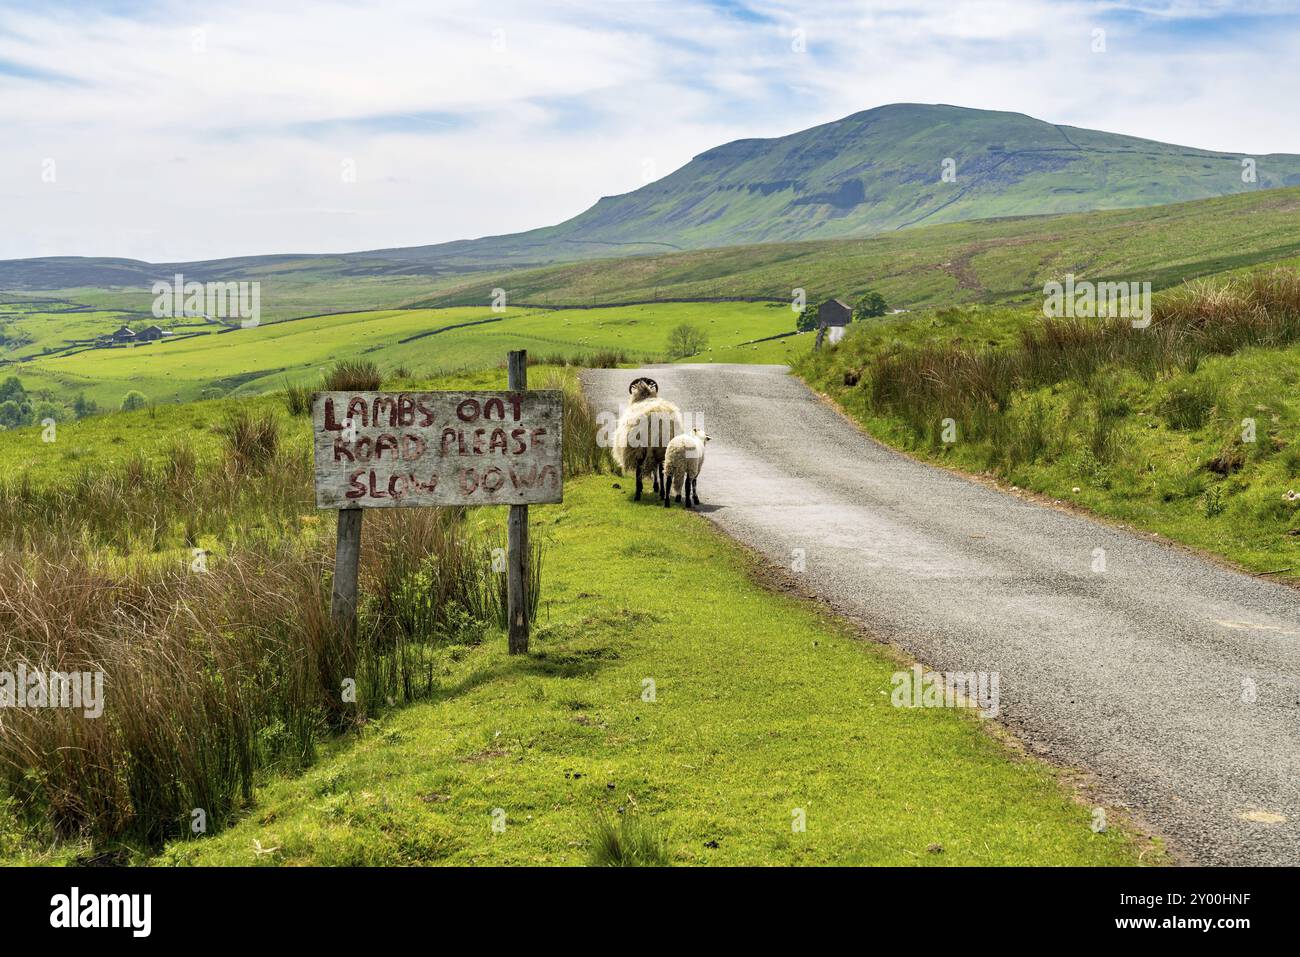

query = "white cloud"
0;0;1297;261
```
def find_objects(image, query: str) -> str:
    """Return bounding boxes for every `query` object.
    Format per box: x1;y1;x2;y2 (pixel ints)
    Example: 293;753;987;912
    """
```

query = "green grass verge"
148;475;1159;867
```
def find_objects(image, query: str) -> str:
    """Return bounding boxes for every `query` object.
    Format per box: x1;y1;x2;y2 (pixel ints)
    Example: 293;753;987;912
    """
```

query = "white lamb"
612;376;683;501
663;428;711;509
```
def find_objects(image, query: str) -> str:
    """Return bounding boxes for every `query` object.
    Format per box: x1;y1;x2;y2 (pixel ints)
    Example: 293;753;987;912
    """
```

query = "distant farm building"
137;325;167;341
110;325;136;344
814;298;852;349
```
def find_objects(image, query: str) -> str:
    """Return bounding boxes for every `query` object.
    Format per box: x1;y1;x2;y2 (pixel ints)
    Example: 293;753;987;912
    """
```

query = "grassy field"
145;476;1156;867
799;269;1300;584
2;271;456;328
3;301;801;409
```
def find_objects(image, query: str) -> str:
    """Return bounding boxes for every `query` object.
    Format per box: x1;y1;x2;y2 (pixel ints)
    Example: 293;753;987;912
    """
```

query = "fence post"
332;507;363;644
507;350;530;654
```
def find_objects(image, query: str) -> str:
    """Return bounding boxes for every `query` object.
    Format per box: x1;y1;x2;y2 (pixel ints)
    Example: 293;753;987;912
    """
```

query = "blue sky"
1;0;1298;261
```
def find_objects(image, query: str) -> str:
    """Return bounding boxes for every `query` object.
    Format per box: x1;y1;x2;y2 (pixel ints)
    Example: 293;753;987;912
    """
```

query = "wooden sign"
312;389;564;509
317;353;549;658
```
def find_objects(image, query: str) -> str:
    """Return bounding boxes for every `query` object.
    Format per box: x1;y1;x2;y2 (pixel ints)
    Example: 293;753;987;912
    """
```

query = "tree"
796;300;822;333
0;376;25;403
667;322;708;358
121;390;149;412
0;377;31;425
73;392;98;419
33;401;62;424
852;290;888;321
0;400;24;429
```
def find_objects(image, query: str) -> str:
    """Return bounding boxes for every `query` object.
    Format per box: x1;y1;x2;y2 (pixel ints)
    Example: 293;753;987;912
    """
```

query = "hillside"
4;104;1300;291
416;186;1300;309
406;102;1300;264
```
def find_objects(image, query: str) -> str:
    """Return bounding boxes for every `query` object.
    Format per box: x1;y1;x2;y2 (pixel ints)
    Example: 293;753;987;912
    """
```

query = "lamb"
663;428;710;508
611;376;683;501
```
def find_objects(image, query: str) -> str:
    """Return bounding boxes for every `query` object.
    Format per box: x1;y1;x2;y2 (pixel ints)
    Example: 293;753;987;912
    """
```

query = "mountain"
4;103;1300;288
380;103;1300;268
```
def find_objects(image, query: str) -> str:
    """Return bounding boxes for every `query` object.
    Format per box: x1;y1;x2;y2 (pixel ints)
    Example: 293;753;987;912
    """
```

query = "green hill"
429;102;1300;259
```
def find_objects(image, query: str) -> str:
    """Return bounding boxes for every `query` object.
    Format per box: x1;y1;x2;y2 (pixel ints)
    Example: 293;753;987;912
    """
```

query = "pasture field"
0;301;137;361
0;270;456;368
3;301;802;410
8;271;455;328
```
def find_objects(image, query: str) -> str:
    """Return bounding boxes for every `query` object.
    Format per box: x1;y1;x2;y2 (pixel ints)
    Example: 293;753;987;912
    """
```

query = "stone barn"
814;298;852;349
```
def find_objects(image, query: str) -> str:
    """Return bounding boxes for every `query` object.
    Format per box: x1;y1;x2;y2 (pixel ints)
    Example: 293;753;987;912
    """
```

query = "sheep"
611;376;683;501
663;428;710;508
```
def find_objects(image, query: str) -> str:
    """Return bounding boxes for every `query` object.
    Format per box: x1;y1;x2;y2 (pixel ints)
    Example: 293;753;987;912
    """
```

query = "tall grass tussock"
283;359;383;416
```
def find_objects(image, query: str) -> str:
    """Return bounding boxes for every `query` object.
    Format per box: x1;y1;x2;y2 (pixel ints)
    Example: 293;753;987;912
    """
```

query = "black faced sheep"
612;376;683;501
663;427;710;508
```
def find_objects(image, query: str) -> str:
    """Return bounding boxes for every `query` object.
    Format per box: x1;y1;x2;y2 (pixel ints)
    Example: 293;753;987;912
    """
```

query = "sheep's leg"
692;475;701;507
683;475;694;510
634;461;643;501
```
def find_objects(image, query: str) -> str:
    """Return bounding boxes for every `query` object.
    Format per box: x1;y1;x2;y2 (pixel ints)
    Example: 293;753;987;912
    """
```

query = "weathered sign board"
313;356;560;657
312;390;564;508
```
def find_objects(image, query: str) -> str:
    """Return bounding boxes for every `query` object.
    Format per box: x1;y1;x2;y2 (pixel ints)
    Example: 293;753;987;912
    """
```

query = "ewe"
612;376;683;501
663;428;711;508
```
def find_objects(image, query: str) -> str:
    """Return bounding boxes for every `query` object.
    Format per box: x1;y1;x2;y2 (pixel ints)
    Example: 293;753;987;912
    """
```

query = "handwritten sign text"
312;390;564;508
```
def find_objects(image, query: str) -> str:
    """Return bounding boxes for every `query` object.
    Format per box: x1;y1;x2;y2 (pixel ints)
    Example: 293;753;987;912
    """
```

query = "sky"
1;0;1298;263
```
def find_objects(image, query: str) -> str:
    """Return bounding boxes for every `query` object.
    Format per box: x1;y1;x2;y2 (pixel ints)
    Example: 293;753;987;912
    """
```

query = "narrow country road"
582;363;1300;866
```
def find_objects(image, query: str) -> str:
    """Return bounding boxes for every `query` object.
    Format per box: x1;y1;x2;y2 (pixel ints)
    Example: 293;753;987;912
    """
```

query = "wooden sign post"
313;352;561;654
506;350;530;654
331;507;363;645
